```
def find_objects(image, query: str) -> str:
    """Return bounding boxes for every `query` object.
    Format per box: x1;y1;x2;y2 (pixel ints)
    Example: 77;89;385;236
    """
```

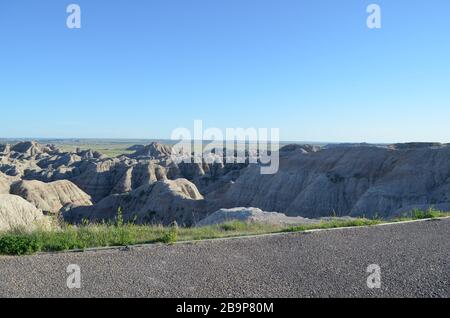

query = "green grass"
0;235;41;256
0;209;448;256
394;207;450;222
0;221;282;255
282;218;383;233
55;143;135;157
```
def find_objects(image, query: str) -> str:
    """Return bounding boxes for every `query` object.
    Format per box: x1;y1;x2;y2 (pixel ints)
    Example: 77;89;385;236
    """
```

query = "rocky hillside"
219;144;450;218
0;172;17;194
10;180;93;214
1;140;449;227
64;178;205;225
0;194;50;232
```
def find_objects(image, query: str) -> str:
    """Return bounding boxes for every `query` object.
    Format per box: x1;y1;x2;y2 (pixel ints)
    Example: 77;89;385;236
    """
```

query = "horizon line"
1;137;449;146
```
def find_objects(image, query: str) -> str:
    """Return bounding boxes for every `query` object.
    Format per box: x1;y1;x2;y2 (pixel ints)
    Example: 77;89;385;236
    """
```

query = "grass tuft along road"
0;209;448;256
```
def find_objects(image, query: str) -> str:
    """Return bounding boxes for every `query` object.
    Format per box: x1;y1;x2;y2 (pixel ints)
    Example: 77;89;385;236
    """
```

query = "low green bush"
158;228;178;244
0;235;41;255
411;207;445;220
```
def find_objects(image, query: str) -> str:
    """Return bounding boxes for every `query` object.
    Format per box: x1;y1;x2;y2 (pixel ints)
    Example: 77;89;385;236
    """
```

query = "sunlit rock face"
2;140;450;227
63;178;206;226
220;144;450;218
10;179;93;214
0;194;50;232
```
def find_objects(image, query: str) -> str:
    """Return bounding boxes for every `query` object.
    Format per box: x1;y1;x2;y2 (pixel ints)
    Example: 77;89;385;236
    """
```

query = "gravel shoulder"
0;218;448;298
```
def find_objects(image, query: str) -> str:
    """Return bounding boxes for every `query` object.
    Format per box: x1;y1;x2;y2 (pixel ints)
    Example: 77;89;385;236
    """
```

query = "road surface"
0;218;448;297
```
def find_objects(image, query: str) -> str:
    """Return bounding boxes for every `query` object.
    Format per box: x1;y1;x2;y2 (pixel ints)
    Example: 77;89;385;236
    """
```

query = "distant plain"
0;139;325;157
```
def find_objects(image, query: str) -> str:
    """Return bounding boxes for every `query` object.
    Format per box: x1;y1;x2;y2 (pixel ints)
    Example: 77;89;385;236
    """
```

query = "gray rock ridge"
196;207;359;227
196;207;329;226
129;142;174;159
2;140;450;227
218;145;450;218
10;179;93;214
63;178;206;226
0;194;50;232
0;143;11;154
0;171;18;194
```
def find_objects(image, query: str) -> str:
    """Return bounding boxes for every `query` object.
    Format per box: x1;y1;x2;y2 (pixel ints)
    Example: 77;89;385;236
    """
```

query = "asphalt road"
0;219;448;298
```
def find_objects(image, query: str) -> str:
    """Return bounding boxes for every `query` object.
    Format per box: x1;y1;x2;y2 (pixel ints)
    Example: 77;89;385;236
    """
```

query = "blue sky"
0;0;449;142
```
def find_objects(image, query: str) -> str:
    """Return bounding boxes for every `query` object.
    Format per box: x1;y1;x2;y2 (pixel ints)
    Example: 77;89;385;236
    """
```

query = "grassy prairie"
0;208;448;256
2;138;297;158
53;142;137;157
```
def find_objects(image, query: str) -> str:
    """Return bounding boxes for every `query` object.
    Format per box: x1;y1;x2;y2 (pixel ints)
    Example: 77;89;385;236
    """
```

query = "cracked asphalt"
0;218;448;298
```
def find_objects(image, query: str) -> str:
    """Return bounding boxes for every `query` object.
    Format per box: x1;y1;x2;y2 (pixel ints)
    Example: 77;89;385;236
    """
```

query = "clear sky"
0;0;449;142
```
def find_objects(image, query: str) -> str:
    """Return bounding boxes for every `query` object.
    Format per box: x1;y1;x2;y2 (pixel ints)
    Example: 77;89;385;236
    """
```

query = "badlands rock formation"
111;162;168;194
10;180;92;214
1;140;450;228
196;207;321;226
0;194;49;232
130;142;174;159
219;144;450;218
64;178;205;225
0;172;15;194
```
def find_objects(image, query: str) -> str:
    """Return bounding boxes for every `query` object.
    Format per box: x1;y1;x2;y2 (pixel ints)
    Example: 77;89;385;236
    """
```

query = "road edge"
19;216;448;257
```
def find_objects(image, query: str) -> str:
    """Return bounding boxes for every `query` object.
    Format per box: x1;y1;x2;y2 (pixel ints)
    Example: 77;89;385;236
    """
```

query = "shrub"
0;235;41;255
411;207;442;220
159;223;178;244
116;207;124;227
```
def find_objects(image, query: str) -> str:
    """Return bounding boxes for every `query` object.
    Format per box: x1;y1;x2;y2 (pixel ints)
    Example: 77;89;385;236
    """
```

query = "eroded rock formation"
64;178;205;225
10;180;92;214
219;144;450;218
0;194;50;232
1;140;450;228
